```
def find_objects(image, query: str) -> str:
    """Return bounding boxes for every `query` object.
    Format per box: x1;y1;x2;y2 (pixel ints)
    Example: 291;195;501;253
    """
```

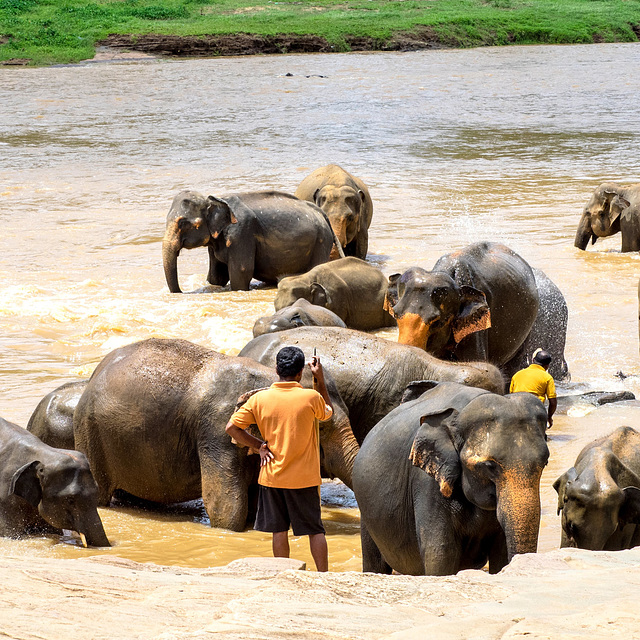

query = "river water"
1;43;640;571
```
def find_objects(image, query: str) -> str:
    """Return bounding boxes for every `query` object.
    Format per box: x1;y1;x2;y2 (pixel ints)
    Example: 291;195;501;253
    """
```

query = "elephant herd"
2;168;640;577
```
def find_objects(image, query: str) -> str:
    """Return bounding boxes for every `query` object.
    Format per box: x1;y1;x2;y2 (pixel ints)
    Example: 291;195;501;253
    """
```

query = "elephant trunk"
397;313;431;350
495;475;541;562
319;415;360;489
574;214;594;250
162;227;182;293
78;510;110;547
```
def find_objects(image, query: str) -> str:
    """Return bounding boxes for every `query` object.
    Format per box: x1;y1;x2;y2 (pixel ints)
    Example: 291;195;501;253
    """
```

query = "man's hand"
259;442;274;467
309;355;324;381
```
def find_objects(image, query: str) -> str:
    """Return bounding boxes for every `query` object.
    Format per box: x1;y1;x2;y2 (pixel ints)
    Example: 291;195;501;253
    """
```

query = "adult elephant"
295;164;373;260
162;190;344;293
0;415;109;546
575;182;640;252
554;426;640;551
73;339;358;531
274;257;395;331
387;242;539;375
352;382;549;575
253;298;346;338
27;380;87;450
239;327;504;444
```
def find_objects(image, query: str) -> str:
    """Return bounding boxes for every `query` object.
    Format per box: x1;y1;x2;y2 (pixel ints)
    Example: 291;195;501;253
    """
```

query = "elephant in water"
0;415;110;547
252;298;346;338
162;190;344;292
575;182;640;252
295;164;373;260
274;257;395;331
554;426;640;551
239;326;504;444
352;382;549;575
73;339;358;531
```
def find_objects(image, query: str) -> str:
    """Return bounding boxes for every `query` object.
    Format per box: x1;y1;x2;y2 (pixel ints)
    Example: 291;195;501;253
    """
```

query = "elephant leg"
200;451;250;531
417;520;462;576
207;247;230;286
360;521;392;574
354;228;369;261
227;252;255;291
620;219;640;252
488;531;508;574
74;427;115;507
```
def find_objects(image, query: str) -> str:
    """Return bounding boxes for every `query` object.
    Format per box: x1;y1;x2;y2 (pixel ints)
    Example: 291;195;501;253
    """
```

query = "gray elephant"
295;164;373;260
554;426;640;551
505;268;570;381
73;338;358;531
252;298;346;338
162;190;344;293
27;380;87;450
0;415;109;546
575;182;640;252
239;326;505;444
352;382;549;575
274;257;395;331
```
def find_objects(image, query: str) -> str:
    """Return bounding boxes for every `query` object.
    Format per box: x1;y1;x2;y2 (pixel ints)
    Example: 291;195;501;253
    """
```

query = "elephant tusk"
80;533;88;548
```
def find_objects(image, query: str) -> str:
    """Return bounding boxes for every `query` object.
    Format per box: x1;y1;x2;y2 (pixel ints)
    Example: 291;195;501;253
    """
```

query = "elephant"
352;382;549;576
505;268;570;381
0;415;110;546
274;257;395;331
27;380;87;450
387;242;541;376
162;190;344;293
252;298;346;338
575;182;640;252
295;164;373;260
554;426;640;551
73;338;358;531
238;326;505;444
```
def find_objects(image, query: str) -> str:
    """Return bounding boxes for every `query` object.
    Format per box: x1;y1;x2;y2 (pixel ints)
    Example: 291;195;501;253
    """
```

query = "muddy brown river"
1;43;640;571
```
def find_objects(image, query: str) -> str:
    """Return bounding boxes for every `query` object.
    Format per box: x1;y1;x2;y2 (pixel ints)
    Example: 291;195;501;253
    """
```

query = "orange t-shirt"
230;381;333;489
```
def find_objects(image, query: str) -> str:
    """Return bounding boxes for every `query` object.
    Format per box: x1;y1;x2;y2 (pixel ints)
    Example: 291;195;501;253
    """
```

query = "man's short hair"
276;346;306;378
532;349;552;367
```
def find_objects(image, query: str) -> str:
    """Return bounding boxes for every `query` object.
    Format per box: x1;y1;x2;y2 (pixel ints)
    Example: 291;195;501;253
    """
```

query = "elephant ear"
619;486;640;526
612;195;631;223
401;380;440;404
409;409;461;498
310;282;331;308
452;286;491;343
9;460;43;508
552;467;578;514
206;195;238;232
384;273;402;317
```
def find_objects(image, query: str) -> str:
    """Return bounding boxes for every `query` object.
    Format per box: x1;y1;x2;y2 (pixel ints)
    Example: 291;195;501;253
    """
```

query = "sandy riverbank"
3;547;639;638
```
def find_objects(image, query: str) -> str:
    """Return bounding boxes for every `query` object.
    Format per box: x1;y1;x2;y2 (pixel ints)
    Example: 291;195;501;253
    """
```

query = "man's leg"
309;533;328;572
272;531;290;558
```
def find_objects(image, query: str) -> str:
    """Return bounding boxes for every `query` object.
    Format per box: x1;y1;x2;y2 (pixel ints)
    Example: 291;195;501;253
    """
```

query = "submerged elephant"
162;190;344;292
554;426;640;551
0;415;109;546
252;298;346;338
387;242;544;376
73;339;358;531
27;380;87;451
353;382;549;575
239;326;504;443
575;182;640;252
295;164;373;259
274;257;395;331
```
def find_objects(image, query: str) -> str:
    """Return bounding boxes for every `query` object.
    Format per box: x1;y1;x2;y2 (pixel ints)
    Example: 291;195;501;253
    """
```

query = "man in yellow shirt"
225;346;333;571
510;349;557;428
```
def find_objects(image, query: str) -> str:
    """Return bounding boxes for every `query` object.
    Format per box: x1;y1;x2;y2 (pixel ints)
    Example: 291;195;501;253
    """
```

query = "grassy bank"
1;0;639;66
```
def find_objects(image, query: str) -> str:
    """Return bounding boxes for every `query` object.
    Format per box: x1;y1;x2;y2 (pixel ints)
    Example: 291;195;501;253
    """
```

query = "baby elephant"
554;426;640;551
253;298;346;337
0;415;109;546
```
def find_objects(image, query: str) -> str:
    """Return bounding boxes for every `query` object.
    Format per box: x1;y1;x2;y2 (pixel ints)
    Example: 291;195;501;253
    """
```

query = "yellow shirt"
230;381;333;489
510;364;556;404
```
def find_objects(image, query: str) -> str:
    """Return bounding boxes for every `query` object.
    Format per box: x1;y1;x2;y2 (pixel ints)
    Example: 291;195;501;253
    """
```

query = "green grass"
1;0;639;65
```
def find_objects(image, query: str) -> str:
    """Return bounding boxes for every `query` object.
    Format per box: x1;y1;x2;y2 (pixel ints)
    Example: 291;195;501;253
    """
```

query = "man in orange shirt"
225;346;333;571
510;349;557;428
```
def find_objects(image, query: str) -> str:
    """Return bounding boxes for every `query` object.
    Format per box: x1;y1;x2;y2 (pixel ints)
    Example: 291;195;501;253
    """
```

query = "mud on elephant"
0;415;109;546
575;182;640;252
353;382;549;575
73;339;358;531
295;164;373;260
162;190;343;292
554;426;640;551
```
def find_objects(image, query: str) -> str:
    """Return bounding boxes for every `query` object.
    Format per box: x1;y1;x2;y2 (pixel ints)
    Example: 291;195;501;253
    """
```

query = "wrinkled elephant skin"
352;382;549;575
252;298;346;338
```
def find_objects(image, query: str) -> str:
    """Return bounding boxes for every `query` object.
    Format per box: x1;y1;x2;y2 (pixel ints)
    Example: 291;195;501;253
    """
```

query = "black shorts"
255;485;325;536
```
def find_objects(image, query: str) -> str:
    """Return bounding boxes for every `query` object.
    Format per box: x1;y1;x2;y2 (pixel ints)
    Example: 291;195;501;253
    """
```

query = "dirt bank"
3;547;639;638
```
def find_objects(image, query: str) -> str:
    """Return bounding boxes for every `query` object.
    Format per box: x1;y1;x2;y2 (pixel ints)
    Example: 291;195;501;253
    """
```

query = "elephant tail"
317;208;346;259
